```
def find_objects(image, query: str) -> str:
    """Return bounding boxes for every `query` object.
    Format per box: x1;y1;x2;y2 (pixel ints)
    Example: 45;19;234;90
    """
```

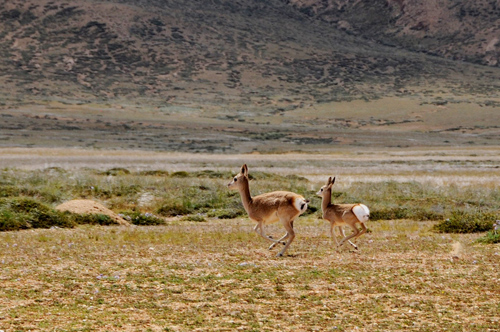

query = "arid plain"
1;0;500;330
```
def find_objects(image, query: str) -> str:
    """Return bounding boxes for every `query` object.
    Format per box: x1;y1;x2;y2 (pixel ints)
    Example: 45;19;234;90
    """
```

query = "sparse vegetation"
433;210;497;233
0;166;498;233
119;211;166;226
0;152;499;331
476;231;500;244
0;197;124;231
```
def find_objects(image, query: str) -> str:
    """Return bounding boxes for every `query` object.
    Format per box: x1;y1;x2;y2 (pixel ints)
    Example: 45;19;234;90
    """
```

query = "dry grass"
0;218;498;331
0;148;499;331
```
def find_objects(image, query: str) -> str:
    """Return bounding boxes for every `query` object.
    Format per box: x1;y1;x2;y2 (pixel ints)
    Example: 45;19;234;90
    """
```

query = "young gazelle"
227;164;309;257
316;177;370;250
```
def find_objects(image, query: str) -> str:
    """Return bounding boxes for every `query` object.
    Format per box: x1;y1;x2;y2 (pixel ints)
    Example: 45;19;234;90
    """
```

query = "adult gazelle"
228;164;309;257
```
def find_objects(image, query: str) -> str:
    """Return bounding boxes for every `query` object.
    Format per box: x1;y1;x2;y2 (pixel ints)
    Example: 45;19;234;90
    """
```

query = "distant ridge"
0;0;498;106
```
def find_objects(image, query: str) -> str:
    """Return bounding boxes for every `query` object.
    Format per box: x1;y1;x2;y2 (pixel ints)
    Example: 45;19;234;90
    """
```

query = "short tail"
352;204;370;223
295;198;309;214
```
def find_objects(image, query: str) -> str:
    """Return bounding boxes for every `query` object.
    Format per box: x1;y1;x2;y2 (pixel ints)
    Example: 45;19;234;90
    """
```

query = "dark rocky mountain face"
286;0;500;67
0;0;498;106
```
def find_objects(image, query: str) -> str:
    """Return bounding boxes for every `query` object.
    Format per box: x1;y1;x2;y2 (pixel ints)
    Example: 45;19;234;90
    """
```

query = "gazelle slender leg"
277;220;295;257
269;219;294;249
268;231;289;249
330;223;340;247
254;223;282;244
269;232;289;250
338;224;362;248
338;226;358;249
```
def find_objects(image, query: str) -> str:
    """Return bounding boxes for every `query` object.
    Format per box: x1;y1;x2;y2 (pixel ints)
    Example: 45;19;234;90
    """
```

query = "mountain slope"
0;0;499;152
1;0;498;106
285;0;500;67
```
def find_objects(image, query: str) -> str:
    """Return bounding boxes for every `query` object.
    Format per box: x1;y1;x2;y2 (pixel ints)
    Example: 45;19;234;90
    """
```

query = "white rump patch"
352;204;370;223
294;198;308;213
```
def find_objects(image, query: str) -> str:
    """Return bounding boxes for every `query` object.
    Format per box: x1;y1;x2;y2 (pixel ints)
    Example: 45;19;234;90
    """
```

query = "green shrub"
194;170;232;179
68;213;116;226
0;185;20;197
0;198;75;231
0;209;30;231
207;208;245;219
181;214;207;222
138;170;169;176
370;207;442;221
476;231;500;244
433;210;497;233
157;201;195;217
171;171;190;178
101;168;131;176
121;212;165;225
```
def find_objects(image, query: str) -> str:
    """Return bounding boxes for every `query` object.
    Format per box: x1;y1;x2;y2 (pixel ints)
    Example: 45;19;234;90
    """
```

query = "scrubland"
0;147;499;331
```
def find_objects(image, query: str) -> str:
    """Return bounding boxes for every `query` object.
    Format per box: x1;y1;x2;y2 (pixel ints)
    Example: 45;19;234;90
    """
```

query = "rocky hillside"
286;0;500;67
0;0;498;107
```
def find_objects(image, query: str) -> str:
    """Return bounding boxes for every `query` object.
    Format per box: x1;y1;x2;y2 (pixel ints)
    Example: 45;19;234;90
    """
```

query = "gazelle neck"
322;188;333;211
238;177;253;211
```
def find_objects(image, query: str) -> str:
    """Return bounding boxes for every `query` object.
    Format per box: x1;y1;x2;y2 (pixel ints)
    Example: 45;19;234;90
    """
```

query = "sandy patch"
55;199;130;226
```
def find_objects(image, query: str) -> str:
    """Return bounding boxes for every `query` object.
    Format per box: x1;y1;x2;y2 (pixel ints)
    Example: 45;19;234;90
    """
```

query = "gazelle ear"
331;177;336;184
241;164;248;176
327;176;332;185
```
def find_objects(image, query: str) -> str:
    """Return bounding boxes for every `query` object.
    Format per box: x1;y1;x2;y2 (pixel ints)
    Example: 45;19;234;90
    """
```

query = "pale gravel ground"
1;147;499;187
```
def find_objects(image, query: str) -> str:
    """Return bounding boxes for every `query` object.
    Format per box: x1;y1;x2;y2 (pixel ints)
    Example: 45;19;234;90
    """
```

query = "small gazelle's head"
227;164;249;190
316;176;335;197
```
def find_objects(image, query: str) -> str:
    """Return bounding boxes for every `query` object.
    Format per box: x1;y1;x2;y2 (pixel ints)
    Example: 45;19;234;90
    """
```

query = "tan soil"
55;199;130;226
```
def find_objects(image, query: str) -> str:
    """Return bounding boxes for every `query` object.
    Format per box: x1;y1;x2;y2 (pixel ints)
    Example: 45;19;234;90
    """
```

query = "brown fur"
228;164;309;257
317;177;368;250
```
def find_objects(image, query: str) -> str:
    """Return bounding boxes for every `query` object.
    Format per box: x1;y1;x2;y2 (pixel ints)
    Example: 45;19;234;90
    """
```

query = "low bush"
0;185;21;197
181;214;207;222
370;207;442;221
433;210;497;233
120;211;165;225
157;200;195;217
101;168;131;176
138;170;169;176
0;198;128;231
0;198;75;231
194;170;232;179
67;213;115;226
207;208;245;219
476;231;500;244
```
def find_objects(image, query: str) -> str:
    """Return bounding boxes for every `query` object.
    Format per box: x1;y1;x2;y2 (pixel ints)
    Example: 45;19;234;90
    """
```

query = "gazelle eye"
320;188;323;192
234;178;237;182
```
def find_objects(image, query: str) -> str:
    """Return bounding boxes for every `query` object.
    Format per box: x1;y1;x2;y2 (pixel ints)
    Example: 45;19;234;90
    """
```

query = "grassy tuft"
433;210;497;233
0;197;75;231
66;212;116;226
370;207;443;221
181;214;207;222
476;231;500;244
120;211;166;225
207;208;245;219
100;167;131;176
157;200;195;217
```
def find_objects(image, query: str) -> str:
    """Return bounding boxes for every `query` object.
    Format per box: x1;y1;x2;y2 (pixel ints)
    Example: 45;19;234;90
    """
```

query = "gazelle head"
316;176;335;196
227;164;249;190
